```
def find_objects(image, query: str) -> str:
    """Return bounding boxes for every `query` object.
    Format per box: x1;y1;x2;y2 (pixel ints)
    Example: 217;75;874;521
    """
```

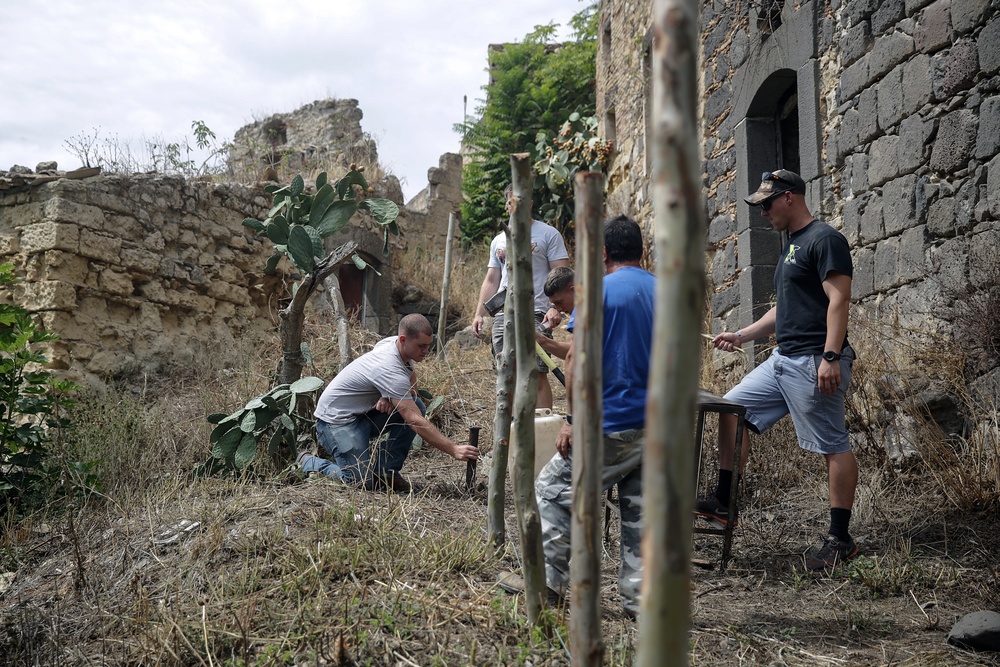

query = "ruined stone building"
597;0;1000;404
0;98;463;385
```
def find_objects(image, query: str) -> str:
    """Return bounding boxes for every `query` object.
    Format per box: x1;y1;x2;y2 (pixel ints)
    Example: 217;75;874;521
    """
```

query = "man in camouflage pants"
536;215;655;620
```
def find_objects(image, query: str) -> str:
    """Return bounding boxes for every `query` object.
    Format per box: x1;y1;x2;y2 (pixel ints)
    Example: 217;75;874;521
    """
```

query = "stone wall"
0;173;278;386
403;152;463;255
229;98;380;180
597;0;1000;389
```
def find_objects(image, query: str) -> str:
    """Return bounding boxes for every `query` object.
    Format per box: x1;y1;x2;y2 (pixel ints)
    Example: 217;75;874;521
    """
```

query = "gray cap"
744;169;806;206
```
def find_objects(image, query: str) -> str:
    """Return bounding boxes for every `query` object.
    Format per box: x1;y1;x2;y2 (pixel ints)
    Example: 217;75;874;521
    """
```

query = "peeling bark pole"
437;211;458;359
487;277;514;551
570;172;606;665
321;272;353;372
509;153;546;625
638;1;706;666
278;240;358;386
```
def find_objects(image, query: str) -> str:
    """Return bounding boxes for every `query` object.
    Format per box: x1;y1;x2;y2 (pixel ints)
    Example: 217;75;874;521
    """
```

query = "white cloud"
0;0;588;200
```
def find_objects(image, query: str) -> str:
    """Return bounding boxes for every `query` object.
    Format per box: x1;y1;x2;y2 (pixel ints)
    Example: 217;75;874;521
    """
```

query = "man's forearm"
738;305;777;342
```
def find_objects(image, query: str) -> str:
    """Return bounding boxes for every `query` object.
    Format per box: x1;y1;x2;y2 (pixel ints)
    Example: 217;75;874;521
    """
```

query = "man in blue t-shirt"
499;215;654;620
700;169;858;571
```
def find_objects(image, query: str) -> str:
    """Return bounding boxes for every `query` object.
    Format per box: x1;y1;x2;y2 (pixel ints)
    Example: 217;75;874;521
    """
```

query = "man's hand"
542;307;562;330
473;314;487;339
712;331;743;353
374;397;394;413
555;421;572;457
818;359;841;395
451;443;479;461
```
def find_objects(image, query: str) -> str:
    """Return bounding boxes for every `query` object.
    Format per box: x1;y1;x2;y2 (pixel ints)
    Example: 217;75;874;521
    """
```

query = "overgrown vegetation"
533;111;613;230
0;264;83;517
457;3;599;242
63;121;229;178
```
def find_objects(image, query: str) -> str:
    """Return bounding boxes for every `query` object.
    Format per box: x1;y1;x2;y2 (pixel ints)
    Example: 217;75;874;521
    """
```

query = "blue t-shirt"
567;266;656;432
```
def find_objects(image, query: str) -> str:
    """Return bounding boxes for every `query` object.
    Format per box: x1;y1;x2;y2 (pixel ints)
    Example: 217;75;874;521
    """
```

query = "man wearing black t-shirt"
698;169;859;571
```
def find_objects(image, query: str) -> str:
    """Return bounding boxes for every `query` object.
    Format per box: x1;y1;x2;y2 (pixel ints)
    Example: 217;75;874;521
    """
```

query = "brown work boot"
372;471;411;494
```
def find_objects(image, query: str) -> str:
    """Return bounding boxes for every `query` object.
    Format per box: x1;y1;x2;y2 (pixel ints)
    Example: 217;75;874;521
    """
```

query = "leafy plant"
457;4;598;242
242;168;400;274
63;121;229;177
206;376;325;471
0;263;80;512
242;168;401;386
533;112;612;232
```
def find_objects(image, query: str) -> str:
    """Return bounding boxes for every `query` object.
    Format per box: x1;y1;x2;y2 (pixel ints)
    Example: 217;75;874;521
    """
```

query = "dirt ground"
1;337;998;666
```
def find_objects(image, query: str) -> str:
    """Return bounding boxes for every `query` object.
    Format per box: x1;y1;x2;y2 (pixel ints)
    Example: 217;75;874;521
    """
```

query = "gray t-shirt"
487;220;569;312
314;336;415;425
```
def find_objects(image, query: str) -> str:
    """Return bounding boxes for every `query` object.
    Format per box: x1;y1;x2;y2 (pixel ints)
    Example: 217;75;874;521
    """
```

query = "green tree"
458;4;597;242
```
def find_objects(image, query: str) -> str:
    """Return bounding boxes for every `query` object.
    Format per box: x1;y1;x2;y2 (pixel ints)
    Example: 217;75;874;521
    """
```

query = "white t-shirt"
487;220;569;312
314;336;414;425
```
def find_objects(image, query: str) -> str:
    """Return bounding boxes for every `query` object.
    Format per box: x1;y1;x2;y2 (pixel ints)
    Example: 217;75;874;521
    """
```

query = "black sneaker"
497;570;565;605
694;495;737;529
806;534;859;570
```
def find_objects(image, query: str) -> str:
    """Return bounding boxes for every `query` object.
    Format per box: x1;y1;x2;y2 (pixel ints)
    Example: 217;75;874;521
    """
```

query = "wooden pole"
487;252;514;551
508;152;546;624
322;272;353;372
437;211;458;359
639;1;705;665
570;172;606;665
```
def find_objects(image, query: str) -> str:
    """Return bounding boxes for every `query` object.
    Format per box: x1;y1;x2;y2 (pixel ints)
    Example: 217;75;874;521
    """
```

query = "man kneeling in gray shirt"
300;314;479;492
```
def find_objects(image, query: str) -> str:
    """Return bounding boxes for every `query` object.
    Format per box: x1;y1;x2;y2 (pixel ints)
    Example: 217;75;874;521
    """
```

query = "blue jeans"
302;397;425;486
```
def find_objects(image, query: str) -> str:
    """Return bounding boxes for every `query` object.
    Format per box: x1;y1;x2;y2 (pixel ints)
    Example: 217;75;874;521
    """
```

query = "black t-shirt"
774;220;853;356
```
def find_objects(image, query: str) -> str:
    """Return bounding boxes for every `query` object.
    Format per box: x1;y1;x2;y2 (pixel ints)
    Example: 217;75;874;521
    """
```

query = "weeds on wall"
63;121;229;178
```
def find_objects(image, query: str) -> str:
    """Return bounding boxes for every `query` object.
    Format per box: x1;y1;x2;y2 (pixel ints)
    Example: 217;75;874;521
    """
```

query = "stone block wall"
595;2;655;245
402;152;463;258
0;174;279;386
597;0;1000;367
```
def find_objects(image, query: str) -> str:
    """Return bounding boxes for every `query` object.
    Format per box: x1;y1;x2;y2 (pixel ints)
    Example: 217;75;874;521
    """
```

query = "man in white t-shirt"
472;185;570;408
301;314;479;492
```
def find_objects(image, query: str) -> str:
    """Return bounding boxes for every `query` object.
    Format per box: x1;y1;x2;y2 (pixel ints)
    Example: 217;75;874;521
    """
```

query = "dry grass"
1;281;999;664
393;242;493;333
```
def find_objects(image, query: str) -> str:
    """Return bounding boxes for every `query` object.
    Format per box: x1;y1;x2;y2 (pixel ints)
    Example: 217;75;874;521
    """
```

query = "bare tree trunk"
487;292;514;551
437;211;458;359
570;172;606;666
278;241;358;386
639;1;705;665
322;272;353;372
509;153;546;625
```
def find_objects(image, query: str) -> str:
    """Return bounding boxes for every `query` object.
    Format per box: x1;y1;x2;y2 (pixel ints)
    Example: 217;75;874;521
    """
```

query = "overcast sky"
1;0;586;201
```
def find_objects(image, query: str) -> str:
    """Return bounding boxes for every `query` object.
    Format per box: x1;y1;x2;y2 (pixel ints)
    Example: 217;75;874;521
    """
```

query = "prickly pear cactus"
242;169;400;275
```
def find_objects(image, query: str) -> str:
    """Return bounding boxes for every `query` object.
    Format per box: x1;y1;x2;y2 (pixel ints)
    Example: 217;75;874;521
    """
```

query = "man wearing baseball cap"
698;169;859;570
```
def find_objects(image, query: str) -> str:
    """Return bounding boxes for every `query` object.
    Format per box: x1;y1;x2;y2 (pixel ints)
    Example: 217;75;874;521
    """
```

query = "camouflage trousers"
535;429;644;616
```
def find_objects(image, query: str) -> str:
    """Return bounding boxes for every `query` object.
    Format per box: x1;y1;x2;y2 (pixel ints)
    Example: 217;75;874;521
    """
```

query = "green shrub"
0;263;81;513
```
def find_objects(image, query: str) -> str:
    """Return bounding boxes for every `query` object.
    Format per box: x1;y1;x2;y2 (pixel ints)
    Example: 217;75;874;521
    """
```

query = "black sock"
715;469;734;507
829;507;852;541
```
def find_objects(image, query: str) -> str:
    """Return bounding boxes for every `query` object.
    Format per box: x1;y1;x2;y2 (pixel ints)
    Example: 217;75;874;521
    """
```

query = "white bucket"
509;408;566;480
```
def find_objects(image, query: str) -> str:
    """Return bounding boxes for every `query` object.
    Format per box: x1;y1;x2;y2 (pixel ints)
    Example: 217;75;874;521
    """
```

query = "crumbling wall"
0;173;278;386
403;152;463;257
229;98;380;179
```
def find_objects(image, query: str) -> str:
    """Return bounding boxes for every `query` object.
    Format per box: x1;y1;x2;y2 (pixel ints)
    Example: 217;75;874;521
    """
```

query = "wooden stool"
694;389;747;569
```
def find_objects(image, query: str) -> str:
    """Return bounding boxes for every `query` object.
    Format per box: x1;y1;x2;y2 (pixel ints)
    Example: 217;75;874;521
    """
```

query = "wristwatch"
822;350;841;362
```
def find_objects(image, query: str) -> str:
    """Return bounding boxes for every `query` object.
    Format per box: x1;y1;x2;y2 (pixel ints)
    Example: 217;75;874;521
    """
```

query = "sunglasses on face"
761;192;784;211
